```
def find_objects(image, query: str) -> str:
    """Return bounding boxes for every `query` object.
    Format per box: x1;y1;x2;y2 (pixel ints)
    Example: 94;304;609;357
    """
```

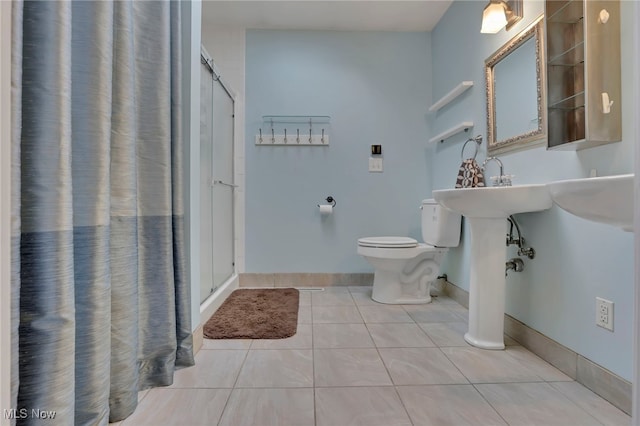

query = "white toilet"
357;199;461;304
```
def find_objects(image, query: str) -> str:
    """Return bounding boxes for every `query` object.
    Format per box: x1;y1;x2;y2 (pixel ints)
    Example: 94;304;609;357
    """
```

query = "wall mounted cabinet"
545;0;621;150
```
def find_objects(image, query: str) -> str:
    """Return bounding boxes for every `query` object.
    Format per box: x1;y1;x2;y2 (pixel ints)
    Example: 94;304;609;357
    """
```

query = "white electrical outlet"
369;157;383;172
596;297;614;331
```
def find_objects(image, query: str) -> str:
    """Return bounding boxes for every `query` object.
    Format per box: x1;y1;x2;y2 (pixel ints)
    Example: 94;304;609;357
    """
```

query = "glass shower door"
199;54;235;303
211;76;235;292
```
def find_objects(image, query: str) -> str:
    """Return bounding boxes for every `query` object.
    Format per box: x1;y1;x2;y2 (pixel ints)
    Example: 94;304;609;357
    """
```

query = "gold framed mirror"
486;15;546;155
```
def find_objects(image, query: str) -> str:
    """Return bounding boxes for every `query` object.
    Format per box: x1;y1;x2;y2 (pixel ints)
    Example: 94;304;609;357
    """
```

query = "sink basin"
431;184;552;350
547;174;634;232
432;184;552;218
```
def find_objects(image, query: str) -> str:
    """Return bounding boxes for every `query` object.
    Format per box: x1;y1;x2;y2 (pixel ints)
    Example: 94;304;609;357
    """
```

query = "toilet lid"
358;236;418;248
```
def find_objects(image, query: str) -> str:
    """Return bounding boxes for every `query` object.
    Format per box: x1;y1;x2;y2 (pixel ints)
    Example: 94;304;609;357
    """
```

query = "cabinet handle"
598;9;610;24
602;92;614;114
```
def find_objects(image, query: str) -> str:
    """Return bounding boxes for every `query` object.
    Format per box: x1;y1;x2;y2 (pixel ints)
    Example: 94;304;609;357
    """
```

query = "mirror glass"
486;16;546;155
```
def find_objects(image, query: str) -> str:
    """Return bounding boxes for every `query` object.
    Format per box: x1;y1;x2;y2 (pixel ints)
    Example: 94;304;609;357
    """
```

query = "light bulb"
481;1;508;34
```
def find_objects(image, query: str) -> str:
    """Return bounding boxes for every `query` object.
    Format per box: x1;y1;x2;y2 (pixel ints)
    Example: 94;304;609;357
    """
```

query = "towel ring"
461;135;482;160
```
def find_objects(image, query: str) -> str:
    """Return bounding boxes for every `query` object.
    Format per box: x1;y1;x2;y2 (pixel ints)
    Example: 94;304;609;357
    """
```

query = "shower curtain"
10;1;194;424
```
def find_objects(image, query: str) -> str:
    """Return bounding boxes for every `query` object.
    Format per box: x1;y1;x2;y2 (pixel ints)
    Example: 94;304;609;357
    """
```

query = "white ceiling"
202;1;454;32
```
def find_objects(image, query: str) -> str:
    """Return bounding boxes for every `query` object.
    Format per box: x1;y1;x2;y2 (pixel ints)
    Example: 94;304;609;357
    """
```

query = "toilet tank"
421;199;461;247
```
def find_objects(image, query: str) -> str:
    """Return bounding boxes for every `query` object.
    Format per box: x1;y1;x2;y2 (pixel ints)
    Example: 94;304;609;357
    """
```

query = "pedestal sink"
547;174;634;232
432;185;552;350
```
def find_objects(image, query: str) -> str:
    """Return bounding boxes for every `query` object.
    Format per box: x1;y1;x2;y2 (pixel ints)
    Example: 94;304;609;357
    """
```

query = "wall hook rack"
256;115;331;146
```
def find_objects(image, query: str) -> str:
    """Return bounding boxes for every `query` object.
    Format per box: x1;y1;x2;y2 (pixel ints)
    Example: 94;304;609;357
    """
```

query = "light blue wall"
431;0;635;380
245;30;432;273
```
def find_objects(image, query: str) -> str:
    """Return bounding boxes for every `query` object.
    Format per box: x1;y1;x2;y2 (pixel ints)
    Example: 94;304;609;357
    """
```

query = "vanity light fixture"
481;0;523;34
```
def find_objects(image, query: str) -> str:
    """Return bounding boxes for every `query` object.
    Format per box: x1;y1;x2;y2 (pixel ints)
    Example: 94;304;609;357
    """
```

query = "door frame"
1;2;13;423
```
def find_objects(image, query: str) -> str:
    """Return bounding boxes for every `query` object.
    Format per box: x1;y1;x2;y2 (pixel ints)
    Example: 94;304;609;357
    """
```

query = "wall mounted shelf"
429;81;474;113
257;115;330;146
428;121;474;144
262;115;330;124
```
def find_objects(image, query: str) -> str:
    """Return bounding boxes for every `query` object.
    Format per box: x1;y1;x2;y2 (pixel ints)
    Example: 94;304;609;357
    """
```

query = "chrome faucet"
482;156;511;187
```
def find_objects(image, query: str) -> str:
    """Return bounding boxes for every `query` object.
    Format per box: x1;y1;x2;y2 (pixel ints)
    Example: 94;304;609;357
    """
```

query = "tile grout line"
401;296;474;389
469;382;512;426
215;345;252;425
313;285;359;425
547;381;626;423
544;382;609;425
350;287;416;425
309;296;317;426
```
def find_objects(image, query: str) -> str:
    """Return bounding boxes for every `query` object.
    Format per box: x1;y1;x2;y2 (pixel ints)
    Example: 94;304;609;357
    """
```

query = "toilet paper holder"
317;196;336;208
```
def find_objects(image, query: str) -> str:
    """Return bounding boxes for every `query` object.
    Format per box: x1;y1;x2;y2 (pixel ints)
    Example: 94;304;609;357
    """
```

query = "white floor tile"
202;338;252;350
397;385;507;425
367;323;436;347
122;388;230;426
250;324;312;349
403;304;462;323
418;321;468;347
312;289;355;307
358;305;414;323
314;348;392;387
316;386;411;426
348;286;372;293
298;291;312;306
219;388;314;426
442;346;553;383
350;290;381;306
379;347;468;385
313;323;375;348
550;381;631;425
476;382;602;425
312;305;363;323
235;349;313;388
170;349;246;388
298;305;312;324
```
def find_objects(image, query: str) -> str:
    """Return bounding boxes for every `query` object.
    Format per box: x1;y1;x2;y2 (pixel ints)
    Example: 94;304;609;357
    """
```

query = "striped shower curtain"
10;1;194;424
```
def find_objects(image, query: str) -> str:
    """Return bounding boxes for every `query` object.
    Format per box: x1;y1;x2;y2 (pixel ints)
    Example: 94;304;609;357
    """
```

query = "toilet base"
371;270;432;305
372;294;432;305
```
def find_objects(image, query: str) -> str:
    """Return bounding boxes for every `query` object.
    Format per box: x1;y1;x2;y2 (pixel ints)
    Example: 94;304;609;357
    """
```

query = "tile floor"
116;286;630;426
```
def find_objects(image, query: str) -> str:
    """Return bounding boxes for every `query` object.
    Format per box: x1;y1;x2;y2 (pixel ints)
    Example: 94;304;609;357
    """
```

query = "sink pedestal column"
464;218;507;350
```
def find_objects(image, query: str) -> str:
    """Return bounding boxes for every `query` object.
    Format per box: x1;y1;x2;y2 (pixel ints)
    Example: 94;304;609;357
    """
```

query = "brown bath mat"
204;288;299;339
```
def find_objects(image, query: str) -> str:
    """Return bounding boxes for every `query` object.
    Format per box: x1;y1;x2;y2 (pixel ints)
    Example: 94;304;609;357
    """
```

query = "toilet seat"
358;236;418;248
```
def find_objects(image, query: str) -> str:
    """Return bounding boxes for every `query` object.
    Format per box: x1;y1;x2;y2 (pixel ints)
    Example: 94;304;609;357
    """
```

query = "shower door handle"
212;179;238;189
